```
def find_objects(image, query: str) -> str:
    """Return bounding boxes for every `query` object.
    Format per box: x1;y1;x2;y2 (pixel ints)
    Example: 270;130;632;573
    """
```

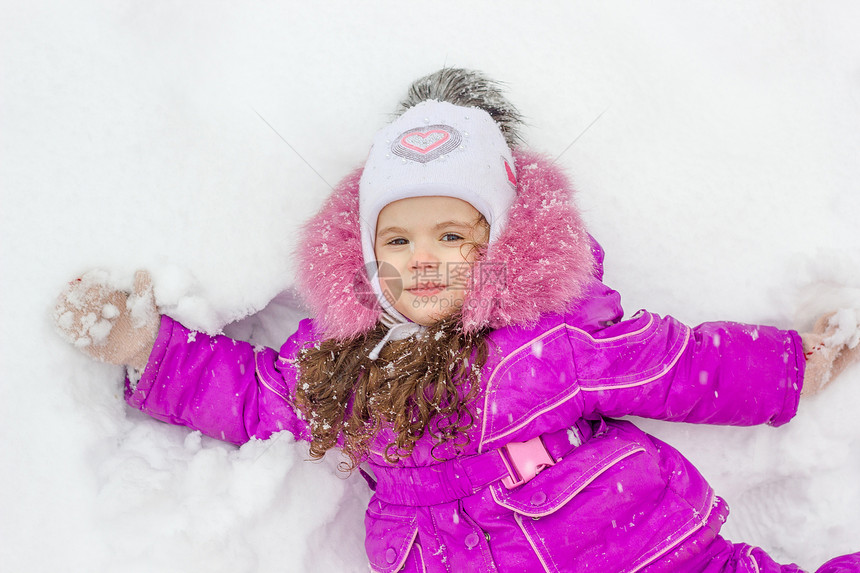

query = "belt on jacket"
366;418;596;506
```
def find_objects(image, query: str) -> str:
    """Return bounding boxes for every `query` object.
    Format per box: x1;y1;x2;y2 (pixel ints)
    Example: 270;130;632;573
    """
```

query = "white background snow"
3;1;860;571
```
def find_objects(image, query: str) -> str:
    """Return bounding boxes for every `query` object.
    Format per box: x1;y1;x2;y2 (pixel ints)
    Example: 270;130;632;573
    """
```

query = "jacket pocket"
365;499;423;573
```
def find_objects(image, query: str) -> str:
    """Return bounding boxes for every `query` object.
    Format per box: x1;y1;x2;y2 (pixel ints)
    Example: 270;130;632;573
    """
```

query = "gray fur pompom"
396;68;523;147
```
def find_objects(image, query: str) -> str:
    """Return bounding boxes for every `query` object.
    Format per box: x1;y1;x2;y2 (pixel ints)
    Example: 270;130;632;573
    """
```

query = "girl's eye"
387;238;408;246
442;233;464;242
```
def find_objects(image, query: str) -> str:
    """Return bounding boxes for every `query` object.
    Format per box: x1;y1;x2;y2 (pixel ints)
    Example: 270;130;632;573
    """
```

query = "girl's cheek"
448;264;473;288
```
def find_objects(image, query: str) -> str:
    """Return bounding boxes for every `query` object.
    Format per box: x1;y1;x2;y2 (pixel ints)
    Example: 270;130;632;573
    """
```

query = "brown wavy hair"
294;312;490;472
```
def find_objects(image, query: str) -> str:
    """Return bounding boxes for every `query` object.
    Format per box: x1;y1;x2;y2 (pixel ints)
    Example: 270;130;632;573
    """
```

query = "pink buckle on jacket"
499;436;556;489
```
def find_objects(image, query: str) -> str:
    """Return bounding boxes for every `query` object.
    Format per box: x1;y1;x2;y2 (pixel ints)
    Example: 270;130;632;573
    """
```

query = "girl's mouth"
407;284;447;297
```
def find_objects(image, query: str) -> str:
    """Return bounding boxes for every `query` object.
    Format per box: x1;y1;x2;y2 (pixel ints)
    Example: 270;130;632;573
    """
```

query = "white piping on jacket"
566;313;655;343
478;325;567;452
579;326;691;391
490;446;645;518
622;489;718;573
478;314;687;452
746;546;761;573
255;350;291;402
514;513;555;573
368;526;419;573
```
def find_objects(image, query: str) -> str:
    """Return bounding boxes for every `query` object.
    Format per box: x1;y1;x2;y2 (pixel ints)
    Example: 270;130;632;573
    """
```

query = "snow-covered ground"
3;2;860;571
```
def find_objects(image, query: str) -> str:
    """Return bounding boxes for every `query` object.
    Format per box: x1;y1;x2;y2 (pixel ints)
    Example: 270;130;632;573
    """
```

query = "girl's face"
374;196;489;326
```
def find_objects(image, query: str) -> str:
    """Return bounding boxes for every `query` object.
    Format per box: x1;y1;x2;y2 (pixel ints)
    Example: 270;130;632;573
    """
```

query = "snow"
826;309;860;349
2;1;860;571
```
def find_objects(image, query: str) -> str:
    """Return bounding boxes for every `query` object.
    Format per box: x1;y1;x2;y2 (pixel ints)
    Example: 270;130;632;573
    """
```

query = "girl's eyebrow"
432;220;472;230
376;221;471;237
376;226;408;237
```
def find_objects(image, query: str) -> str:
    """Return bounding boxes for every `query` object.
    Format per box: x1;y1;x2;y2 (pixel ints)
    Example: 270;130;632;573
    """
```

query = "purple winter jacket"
125;242;806;572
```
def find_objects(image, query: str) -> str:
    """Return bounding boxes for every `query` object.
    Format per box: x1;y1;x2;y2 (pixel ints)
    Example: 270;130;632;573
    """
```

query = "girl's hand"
54;270;160;371
800;311;860;396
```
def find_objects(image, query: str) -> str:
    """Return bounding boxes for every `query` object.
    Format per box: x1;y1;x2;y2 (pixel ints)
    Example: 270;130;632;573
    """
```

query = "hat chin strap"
368;312;426;360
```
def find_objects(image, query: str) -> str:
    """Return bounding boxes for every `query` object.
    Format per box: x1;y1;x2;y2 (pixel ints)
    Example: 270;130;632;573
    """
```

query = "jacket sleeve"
567;309;805;427
124;314;315;445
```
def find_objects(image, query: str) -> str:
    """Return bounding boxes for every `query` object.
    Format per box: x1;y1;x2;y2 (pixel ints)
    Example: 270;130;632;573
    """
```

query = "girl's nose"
409;243;439;270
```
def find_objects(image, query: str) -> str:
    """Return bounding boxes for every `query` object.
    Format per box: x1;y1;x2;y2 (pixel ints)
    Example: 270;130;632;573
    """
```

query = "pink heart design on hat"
401;130;451;154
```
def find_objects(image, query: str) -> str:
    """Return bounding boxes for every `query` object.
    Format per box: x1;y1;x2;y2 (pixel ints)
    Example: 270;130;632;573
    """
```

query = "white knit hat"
359;100;517;323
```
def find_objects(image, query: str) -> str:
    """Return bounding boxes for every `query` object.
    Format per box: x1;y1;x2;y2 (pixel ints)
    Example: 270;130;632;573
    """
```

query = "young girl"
55;69;860;572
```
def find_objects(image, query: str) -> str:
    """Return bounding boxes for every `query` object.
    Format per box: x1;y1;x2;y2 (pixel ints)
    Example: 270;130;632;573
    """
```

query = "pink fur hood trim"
294;150;595;340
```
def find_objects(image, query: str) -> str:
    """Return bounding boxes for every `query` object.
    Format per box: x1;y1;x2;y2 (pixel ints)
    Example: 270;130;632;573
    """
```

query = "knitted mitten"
800;311;860;396
54;270;160;371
